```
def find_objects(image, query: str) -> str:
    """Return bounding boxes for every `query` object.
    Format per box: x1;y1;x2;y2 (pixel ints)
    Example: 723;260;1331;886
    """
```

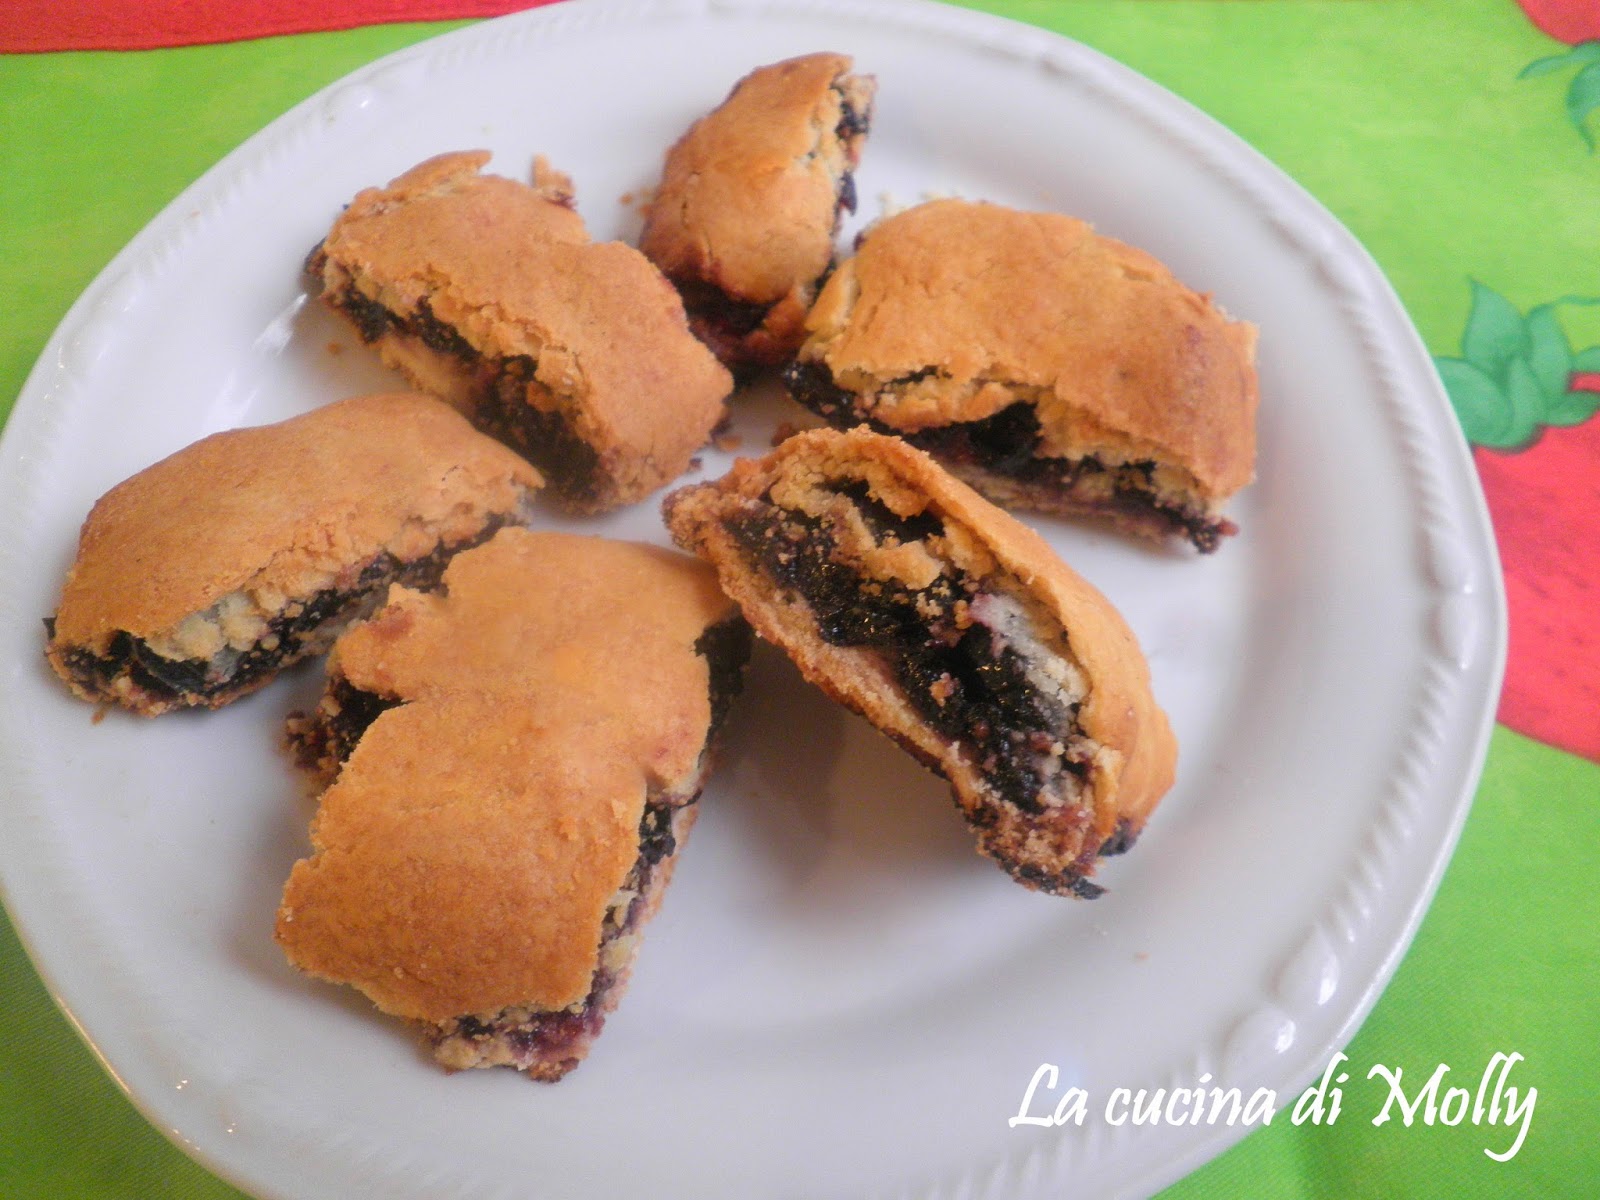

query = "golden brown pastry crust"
324;528;731;790
793;198;1258;534
639;53;875;369
664;427;1176;892
278;695;648;1021
276;528;740;1026
311;151;732;511
46;392;542;711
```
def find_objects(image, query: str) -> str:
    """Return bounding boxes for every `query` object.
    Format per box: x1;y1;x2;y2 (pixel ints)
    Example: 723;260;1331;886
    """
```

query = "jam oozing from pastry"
412;297;476;360
695;616;756;740
49;518;519;712
326;277;393;344
487;355;603;505
724;482;1120;895
783;360;1233;552
678;284;774;341
829;83;867;229
284;675;402;779
677;283;781;373
835;91;871;138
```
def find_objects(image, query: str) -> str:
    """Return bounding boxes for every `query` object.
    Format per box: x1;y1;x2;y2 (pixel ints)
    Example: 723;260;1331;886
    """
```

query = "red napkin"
1;0;561;53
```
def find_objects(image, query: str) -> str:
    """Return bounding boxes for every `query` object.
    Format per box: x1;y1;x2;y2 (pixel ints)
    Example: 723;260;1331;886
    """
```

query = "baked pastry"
665;427;1175;896
44;392;542;716
308;151;733;511
277;528;750;1080
783;198;1259;551
639;52;875;374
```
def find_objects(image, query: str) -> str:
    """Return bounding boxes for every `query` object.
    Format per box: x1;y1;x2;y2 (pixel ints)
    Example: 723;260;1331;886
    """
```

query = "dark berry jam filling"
727;490;1092;816
330;281;392;343
831;85;868;227
412;297;475;359
782;360;1231;552
53;518;518;708
676;281;777;370
487;355;603;505
1013;859;1109;900
695;615;754;741
677;283;773;341
835;89;872;141
287;676;403;775
315;268;603;505
315;255;480;370
837;172;858;222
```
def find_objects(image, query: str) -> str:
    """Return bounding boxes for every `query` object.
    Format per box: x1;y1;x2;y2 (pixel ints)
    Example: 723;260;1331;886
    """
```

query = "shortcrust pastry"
308;151;733;511
785;198;1258;551
277;528;750;1080
45;392;542;715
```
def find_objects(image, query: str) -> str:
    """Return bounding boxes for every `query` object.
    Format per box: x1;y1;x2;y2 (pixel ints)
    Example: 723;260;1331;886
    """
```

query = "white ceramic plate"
0;2;1505;1197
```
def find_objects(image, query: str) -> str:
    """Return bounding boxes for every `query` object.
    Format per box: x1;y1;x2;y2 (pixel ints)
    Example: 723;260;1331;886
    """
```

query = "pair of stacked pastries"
46;392;752;1082
43;52;1256;1080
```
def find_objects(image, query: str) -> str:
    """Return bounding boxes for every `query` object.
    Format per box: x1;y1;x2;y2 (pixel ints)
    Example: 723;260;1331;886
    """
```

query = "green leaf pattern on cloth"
1523;304;1573;397
1437;358;1512;443
1518;39;1600;77
1435;284;1600;447
1519;38;1600;148
1562;57;1600;147
1461;280;1531;375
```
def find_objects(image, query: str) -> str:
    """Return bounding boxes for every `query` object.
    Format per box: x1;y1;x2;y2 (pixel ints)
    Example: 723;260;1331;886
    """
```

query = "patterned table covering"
1;1;1594;1196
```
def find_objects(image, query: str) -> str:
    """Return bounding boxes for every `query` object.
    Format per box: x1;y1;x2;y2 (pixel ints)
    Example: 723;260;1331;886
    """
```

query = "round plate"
0;2;1504;1197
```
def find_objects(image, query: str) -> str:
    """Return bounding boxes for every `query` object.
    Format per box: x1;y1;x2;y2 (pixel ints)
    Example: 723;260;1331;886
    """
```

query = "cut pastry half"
664;427;1176;896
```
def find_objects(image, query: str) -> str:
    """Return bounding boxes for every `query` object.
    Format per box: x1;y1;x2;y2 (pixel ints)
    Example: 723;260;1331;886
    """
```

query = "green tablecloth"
2;1;1596;1196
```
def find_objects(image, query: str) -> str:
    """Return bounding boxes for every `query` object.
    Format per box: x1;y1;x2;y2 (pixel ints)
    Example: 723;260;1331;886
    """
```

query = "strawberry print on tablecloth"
1436;282;1600;763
